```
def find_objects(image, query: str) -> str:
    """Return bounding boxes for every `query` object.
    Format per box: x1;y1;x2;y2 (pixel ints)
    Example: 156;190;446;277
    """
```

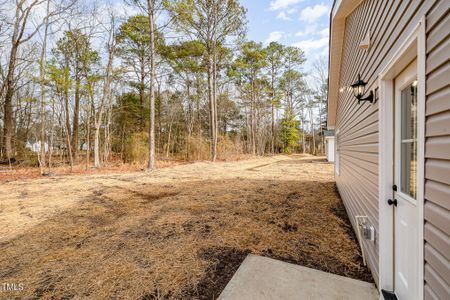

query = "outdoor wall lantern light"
351;74;374;104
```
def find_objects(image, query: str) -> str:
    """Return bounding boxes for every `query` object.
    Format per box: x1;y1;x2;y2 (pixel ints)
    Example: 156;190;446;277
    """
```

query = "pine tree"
280;112;299;154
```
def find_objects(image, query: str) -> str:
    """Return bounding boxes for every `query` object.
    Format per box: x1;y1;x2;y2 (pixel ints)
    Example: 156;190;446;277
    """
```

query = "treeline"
0;0;327;172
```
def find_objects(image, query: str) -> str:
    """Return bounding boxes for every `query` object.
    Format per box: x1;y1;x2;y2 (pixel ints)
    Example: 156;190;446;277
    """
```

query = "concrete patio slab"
219;254;379;300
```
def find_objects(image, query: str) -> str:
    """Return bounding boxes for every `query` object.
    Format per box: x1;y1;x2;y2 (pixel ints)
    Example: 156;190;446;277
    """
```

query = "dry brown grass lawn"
0;154;372;299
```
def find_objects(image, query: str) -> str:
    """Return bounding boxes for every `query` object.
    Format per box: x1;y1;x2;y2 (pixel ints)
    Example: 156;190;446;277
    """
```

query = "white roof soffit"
328;0;363;128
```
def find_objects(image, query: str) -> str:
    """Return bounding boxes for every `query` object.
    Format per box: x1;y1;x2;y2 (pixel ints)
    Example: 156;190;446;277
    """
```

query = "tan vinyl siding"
425;2;450;299
335;0;436;286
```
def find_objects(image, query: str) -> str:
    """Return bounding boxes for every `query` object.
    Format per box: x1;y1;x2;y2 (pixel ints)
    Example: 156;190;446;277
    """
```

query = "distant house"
26;141;48;153
324;130;335;162
328;1;449;299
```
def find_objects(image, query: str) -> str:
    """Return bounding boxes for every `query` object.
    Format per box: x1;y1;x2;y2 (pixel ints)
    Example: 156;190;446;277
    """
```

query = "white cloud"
270;0;302;11
292;36;329;53
318;27;329;38
299;4;329;23
295;24;318;37
295;26;329;42
275;6;298;21
266;31;285;43
286;7;299;14
276;11;291;21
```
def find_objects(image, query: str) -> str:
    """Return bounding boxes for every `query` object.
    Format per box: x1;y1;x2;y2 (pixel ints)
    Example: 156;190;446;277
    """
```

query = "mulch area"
0;156;372;299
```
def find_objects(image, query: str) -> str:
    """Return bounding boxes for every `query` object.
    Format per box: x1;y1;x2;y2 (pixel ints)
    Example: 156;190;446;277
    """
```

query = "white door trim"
378;17;425;299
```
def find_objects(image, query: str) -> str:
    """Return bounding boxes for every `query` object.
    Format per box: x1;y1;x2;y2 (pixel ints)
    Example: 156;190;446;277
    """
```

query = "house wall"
424;2;450;299
334;0;439;287
326;137;335;163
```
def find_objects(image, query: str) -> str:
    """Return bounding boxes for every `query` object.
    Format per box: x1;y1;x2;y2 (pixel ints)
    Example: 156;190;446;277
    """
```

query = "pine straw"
0;155;372;299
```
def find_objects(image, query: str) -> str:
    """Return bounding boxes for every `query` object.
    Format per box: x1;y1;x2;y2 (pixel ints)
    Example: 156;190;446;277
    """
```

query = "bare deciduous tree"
2;0;75;162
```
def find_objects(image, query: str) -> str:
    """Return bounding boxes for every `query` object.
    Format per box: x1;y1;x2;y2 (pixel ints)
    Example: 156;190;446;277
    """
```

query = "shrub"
124;131;149;163
217;134;244;160
186;134;210;161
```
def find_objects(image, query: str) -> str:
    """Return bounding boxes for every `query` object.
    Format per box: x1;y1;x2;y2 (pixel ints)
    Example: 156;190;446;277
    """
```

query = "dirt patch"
183;247;250;300
0;155;372;299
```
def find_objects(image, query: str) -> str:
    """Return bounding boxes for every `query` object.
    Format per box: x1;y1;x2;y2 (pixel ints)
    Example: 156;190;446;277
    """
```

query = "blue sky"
240;0;332;72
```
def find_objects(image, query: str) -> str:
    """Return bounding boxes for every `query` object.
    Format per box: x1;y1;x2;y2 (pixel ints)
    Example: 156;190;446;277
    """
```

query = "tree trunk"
94;25;115;168
94;125;101;168
2;0;50;161
310;109;316;155
86;100;91;170
147;0;156;171
1;4;24;162
244;104;251;153
49;96;56;171
63;97;74;172
72;72;80;160
185;82;193;160
104;96;113;163
301;113;306;154
63;64;71;139
3;57;16;161
213;48;219;160
166;122;172;158
2;37;20;161
271;88;275;154
158;87;163;154
38;0;51;173
319;101;324;154
207;54;217;161
140;56;146;128
250;80;256;155
121;124;125;160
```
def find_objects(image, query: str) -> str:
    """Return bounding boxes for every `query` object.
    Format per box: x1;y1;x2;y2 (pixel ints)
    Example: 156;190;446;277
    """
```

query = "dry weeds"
0;154;372;299
0;158;187;182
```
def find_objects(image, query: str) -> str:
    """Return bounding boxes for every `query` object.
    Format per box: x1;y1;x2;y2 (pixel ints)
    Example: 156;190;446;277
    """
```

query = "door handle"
388;199;398;207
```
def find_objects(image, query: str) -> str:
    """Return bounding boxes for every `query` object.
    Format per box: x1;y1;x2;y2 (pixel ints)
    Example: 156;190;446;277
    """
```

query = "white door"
393;61;419;300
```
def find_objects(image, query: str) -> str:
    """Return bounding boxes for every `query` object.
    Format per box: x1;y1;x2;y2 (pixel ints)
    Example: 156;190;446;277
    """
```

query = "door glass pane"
400;81;417;199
